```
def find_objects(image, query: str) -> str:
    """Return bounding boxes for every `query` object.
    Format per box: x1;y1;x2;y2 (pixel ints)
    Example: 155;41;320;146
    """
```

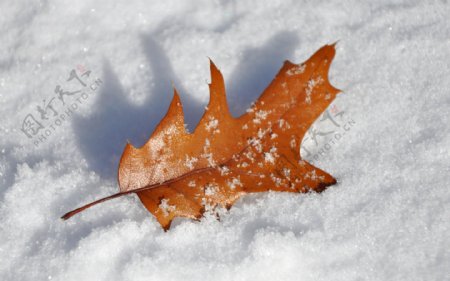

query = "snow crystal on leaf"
227;176;243;190
205;117;220;134
184;155;198;169
219;165;230;176
159;199;176;217
264;147;278;164
204;183;218;196
270;173;282;187
305;77;324;104
286;64;306;76
256;110;268;120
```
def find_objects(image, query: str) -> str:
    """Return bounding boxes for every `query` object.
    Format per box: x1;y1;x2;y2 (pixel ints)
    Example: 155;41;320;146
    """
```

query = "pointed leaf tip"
125;140;137;150
205;58;229;116
167;88;185;121
172;87;181;104
208;58;222;84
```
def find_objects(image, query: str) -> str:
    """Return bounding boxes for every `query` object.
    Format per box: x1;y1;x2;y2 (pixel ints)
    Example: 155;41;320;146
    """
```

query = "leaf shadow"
72;34;203;179
227;31;300;117
73;31;299;180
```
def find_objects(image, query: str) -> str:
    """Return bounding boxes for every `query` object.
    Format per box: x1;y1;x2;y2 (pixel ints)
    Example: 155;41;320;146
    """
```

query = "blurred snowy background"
1;1;449;280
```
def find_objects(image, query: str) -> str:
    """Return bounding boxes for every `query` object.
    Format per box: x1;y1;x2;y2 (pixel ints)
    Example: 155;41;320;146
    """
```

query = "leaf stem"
61;167;213;220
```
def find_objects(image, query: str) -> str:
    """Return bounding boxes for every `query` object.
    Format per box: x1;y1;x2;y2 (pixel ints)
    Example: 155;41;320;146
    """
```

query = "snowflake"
204;183;219;196
184;155;198;169
219;165;230;176
247;137;263;153
205;117;220;134
305;77;324;104
290;137;297;149
286;64;306;76
270;173;282;187
227;176;243;190
159;198;176;217
264;147;278;164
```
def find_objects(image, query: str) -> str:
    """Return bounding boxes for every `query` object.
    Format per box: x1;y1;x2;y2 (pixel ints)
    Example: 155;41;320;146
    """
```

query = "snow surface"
1;1;450;280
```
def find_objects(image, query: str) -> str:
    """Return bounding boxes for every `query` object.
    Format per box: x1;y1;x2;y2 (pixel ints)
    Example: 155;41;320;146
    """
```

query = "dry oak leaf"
62;44;341;230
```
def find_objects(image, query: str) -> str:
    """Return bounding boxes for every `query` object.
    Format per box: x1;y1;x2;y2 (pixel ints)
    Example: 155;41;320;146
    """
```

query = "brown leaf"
62;44;341;230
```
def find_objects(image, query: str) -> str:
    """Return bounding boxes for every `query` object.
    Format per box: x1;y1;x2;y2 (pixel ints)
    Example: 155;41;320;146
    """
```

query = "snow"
158;198;175;217
264;147;278;164
1;1;450;280
205;117;219;133
227;177;243;190
184;155;198;170
204;183;219;197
